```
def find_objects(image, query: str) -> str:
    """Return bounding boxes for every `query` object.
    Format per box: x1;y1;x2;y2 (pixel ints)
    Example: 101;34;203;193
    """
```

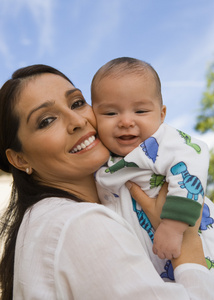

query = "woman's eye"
38;117;56;129
71;99;86;109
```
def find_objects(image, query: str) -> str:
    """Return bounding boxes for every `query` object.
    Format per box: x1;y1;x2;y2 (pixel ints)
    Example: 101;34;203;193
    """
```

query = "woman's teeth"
70;136;95;153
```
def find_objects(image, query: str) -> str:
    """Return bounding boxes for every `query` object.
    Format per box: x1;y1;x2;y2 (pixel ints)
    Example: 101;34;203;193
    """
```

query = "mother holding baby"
0;64;213;300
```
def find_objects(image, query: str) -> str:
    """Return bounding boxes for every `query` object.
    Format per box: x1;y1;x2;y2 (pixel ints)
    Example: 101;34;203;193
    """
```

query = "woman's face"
14;73;109;186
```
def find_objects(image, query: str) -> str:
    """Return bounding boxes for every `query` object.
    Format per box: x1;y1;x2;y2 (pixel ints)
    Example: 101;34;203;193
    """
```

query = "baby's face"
92;73;166;156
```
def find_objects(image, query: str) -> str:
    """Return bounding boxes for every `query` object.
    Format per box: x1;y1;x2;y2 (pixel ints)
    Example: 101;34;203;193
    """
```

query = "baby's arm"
153;219;188;260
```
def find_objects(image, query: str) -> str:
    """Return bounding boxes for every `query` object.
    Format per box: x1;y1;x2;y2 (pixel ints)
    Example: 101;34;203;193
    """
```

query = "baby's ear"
161;105;167;122
6;149;29;172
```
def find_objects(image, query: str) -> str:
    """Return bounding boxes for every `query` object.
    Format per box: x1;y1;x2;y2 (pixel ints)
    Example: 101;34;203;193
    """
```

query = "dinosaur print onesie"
96;123;214;279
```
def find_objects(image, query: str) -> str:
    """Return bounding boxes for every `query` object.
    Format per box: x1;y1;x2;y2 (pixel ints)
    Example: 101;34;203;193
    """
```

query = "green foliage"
195;63;214;133
195;62;214;201
207;149;214;202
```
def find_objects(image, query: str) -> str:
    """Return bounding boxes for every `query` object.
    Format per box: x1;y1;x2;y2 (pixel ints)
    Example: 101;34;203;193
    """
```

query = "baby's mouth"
70;135;96;153
116;135;139;145
118;135;137;140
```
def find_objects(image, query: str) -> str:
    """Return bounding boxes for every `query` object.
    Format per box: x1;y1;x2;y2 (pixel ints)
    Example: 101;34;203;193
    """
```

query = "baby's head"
91;57;166;157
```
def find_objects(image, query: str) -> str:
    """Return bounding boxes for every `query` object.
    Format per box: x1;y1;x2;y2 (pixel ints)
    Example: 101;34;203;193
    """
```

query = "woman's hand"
125;181;168;230
126;181;207;269
172;203;207;269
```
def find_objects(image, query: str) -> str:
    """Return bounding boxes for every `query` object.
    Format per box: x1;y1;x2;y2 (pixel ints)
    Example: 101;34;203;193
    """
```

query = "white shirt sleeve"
54;203;214;300
174;264;213;299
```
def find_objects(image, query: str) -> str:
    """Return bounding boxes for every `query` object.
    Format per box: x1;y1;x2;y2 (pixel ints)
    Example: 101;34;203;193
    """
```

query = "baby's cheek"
98;131;111;149
87;106;98;129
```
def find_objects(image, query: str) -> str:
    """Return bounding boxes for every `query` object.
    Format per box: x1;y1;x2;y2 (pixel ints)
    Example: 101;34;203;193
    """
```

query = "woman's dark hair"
0;64;82;300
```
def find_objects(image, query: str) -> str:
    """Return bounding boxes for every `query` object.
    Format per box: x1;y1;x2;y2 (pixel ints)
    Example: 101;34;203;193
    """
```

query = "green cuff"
160;196;202;226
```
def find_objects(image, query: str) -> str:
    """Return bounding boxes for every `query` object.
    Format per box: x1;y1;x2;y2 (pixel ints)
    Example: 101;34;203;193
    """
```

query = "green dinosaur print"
205;257;214;270
105;158;139;174
177;130;201;153
150;174;166;189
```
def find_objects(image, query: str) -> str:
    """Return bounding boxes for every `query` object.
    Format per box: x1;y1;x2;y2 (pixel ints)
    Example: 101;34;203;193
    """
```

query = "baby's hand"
153;219;188;260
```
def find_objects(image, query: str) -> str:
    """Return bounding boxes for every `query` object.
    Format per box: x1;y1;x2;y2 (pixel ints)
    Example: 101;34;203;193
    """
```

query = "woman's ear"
6;149;30;172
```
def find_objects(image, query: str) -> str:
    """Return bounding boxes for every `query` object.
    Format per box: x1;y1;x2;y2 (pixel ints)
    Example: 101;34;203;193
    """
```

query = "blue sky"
0;0;214;147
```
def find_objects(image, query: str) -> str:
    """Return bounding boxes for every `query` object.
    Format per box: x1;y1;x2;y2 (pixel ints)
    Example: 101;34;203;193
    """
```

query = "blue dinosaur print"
161;257;214;280
140;137;159;163
113;193;119;198
132;198;154;242
200;203;214;231
160;260;174;281
170;162;204;201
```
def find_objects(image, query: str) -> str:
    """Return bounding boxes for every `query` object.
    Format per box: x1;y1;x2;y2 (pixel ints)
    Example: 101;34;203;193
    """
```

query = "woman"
0;64;212;300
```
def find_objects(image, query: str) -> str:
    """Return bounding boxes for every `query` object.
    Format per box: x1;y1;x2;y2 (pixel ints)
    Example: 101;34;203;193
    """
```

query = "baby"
92;57;209;260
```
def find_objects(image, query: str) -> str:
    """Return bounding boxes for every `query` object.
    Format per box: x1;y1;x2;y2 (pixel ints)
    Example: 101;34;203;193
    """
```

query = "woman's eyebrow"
65;88;82;98
26;89;83;123
27;100;55;123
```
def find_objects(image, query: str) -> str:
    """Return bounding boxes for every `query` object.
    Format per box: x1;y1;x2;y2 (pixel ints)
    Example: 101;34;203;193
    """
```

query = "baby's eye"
38;117;56;129
104;112;117;116
71;99;86;109
136;110;147;114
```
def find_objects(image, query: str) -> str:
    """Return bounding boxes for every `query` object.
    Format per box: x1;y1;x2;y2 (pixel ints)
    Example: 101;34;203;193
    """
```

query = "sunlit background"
1;0;214;207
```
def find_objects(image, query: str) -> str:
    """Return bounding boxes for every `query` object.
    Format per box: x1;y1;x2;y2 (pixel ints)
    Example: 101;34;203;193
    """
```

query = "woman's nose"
66;111;87;134
118;115;135;128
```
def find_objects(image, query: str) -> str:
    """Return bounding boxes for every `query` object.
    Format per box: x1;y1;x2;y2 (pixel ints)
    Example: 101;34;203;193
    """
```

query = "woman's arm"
172;207;207;269
125;181;207;268
125;181;167;230
56;202;212;300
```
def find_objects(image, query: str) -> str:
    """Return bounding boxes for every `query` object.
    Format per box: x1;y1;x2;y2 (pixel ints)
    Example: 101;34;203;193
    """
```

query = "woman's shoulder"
15;196;135;296
26;196;131;230
18;196;138;262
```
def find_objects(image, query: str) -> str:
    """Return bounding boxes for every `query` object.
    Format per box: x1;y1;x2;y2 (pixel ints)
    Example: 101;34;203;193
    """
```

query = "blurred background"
0;0;214;205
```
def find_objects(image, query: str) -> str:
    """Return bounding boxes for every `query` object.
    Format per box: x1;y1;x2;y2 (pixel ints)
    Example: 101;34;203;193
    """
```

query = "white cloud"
0;32;14;68
68;0;123;67
155;3;214;82
0;2;14;67
0;0;55;62
25;0;55;56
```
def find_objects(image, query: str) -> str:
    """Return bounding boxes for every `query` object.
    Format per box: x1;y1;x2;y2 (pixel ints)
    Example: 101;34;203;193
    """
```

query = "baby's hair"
91;57;162;105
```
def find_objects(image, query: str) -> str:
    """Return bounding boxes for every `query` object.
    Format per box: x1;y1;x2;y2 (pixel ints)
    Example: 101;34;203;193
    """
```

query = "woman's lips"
70;135;96;153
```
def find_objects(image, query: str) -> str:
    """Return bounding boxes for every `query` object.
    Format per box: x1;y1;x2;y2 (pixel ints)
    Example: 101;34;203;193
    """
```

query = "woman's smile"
70;133;96;153
13;73;109;183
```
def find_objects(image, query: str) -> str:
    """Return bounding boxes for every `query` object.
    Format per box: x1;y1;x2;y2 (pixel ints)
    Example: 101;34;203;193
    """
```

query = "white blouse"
13;197;213;300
